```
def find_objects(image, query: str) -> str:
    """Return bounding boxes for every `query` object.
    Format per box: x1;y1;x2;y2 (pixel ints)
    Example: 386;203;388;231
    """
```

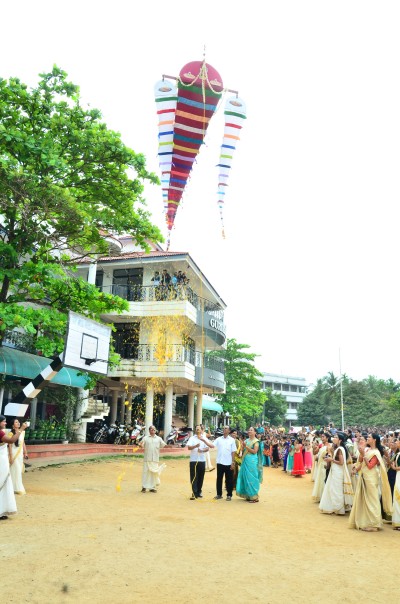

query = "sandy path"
1;455;397;603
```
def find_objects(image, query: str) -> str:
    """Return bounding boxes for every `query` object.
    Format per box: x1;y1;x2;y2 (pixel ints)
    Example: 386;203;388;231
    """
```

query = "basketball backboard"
63;311;112;376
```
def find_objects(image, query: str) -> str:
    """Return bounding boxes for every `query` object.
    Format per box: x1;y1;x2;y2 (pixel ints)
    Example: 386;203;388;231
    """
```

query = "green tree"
211;339;265;428
0;67;163;356
298;373;400;428
262;388;287;426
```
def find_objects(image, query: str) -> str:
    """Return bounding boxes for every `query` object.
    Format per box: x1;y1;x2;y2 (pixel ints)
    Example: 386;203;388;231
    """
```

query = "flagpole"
339;348;344;430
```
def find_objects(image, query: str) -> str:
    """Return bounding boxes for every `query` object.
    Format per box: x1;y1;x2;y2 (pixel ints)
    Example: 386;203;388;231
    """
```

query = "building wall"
259;372;308;424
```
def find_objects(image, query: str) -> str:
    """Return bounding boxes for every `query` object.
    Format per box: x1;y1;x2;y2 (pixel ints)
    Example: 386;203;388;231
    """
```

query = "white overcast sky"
2;1;400;385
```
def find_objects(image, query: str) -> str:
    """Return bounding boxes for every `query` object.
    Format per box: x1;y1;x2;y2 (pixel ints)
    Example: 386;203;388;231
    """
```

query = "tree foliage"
0;66;163;356
211;338;265;428
298;373;400;428
262;388;287;426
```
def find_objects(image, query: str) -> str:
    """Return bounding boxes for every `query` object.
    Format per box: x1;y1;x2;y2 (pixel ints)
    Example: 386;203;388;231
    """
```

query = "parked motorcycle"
114;422;131;445
167;426;191;446
130;423;145;446
93;421;109;443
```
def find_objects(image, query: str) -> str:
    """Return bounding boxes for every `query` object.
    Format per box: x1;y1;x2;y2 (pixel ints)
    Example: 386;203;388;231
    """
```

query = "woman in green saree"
236;427;263;503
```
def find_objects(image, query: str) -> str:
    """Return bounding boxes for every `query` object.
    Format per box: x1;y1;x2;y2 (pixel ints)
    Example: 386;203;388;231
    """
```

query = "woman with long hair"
319;431;353;515
292;438;305;477
311;432;331;502
390;439;400;530
349;433;392;531
8;418;28;495
236;427;263;503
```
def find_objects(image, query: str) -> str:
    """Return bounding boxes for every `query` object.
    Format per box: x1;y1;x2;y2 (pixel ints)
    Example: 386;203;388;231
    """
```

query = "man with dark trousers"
213;425;236;501
187;425;214;500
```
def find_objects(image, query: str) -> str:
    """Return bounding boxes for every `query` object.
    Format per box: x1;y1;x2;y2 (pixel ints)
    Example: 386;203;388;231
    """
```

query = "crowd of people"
2;412;400;532
151;269;191;301
252;422;400;531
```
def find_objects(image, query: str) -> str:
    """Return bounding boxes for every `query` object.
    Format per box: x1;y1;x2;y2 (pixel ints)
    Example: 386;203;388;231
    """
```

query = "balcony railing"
100;284;224;322
114;343;225;376
3;330;37;354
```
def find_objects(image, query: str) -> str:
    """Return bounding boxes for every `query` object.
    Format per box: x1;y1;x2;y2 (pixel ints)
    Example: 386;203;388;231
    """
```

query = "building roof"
0;346;88;388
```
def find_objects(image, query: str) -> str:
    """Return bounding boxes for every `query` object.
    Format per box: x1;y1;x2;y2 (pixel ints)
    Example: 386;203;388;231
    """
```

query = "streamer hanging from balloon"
216;96;247;238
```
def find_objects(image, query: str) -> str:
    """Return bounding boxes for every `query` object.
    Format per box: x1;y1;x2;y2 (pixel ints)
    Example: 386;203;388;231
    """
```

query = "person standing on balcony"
161;269;171;300
140;426;168;493
151;271;161;301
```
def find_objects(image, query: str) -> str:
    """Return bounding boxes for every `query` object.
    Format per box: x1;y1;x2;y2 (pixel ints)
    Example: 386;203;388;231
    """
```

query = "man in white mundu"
141;426;168;493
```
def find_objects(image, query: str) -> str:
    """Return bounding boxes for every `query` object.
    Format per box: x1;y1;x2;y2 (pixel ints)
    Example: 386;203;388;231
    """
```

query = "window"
113;268;143;301
273;383;282;391
113;323;140;359
282;384;289;392
290;385;297;392
95;271;104;289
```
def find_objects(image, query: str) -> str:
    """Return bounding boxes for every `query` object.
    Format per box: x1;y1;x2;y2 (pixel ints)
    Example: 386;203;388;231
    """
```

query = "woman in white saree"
319;432;353;515
349;433;392;531
0;414;26;520
390;439;400;530
311;432;331;502
8;418;28;494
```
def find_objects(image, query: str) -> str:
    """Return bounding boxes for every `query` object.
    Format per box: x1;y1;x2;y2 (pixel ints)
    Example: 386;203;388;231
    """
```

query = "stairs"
81;398;110;421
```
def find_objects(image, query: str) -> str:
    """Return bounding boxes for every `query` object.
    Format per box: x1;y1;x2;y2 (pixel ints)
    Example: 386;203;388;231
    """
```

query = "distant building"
259;372;308;425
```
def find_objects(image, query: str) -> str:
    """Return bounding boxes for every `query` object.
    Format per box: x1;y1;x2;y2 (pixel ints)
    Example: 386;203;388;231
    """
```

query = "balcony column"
87;261;97;285
196;392;203;427
110;390;118;424
125;393;132;425
74;388;89;443
145;382;154;435
29;398;38;429
163;384;173;441
187;392;195;430
118;391;126;423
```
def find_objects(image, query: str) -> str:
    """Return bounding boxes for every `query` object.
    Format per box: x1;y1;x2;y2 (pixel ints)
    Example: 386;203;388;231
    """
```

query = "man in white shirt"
141;426;168;493
187;425;214;500
213;426;236;501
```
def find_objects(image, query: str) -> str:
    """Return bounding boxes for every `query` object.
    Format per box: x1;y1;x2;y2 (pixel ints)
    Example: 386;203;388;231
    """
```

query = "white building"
76;235;226;437
259;372;308;424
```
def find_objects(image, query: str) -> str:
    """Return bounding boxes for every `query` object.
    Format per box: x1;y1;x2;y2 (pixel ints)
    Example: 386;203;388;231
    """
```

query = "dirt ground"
1;452;397;603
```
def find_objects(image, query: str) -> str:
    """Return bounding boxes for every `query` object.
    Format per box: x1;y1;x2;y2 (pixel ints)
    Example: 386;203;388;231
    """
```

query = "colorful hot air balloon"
155;60;223;245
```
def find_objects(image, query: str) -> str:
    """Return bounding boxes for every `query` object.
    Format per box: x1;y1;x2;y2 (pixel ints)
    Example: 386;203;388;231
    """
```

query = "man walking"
187;425;213;500
141;426;168;493
213;426;236;501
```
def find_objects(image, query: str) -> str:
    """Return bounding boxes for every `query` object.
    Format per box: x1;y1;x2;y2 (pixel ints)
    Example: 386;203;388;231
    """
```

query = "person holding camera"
0;415;28;519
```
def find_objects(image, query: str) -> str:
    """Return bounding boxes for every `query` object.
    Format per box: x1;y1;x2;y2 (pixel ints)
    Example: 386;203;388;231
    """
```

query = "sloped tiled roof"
85;250;188;263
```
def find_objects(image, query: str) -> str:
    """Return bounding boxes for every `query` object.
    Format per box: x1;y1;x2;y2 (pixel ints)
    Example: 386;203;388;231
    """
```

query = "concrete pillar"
196;392;203;427
118;391;125;423
87;261;97;285
75;388;89;443
30;398;38;429
145;383;154;434
0;386;4;414
110;390;118;424
163;384;173;440
125;394;132;425
187;392;195;430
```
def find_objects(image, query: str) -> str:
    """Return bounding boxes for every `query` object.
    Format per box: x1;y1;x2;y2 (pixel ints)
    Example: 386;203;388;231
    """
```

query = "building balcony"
100;284;226;346
108;343;225;391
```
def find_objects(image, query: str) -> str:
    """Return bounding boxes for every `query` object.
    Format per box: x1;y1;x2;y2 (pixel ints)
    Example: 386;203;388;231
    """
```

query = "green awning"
198;399;223;413
0;346;88;388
